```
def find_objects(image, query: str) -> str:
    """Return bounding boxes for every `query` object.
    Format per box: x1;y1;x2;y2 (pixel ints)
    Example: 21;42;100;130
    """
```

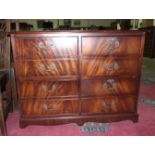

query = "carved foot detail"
131;115;138;123
77;122;84;126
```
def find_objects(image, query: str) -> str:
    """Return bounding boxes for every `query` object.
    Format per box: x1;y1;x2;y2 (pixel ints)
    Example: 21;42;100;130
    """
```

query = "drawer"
81;57;141;78
82;36;141;57
21;99;80;117
81;78;138;96
16;59;78;78
81;96;136;114
18;81;79;98
14;37;78;59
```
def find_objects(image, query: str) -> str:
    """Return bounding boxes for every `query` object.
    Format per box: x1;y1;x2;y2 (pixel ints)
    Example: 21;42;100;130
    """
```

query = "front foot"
77;122;84;126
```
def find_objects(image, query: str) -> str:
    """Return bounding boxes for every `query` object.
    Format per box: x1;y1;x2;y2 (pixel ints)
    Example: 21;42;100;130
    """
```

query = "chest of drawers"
11;31;145;128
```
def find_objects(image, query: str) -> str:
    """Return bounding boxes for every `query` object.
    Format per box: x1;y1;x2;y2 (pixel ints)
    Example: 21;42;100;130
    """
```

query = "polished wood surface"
19;113;139;128
10;31;145;128
81;57;141;78
81;78;138;96
16;59;78;78
14;37;78;59
82;37;141;57
18;81;79;98
21;99;80;117
81;96;136;114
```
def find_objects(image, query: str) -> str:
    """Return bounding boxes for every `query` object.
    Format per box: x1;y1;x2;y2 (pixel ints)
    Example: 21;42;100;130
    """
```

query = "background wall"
12;19;155;31
15;19;117;31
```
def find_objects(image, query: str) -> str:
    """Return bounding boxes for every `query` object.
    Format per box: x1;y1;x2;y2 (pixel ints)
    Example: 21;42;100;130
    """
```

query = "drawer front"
82;58;140;78
82;37;141;57
81;96;136;114
14;37;78;59
81;78;138;96
18;81;79;98
21;99;80;116
16;59;78;78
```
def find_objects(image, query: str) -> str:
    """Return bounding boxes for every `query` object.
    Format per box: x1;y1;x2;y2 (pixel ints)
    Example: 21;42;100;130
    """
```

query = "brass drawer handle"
42;84;47;92
101;101;110;109
42;84;57;93
51;84;57;92
104;42;111;48
50;63;57;70
102;100;116;109
104;39;120;49
38;42;46;49
111;100;116;107
102;79;117;91
39;63;46;71
114;40;120;48
43;103;58;111
39;63;57;71
39;42;55;49
49;43;55;48
103;63;119;71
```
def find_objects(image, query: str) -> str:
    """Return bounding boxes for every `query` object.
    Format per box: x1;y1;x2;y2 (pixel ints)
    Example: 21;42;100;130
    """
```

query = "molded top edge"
10;30;145;36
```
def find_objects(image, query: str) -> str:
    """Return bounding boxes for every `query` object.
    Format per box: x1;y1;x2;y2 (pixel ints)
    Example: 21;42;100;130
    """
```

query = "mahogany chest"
11;31;145;128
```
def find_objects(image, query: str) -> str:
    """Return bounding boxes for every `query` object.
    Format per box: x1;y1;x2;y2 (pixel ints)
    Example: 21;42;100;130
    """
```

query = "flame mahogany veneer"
11;31;145;128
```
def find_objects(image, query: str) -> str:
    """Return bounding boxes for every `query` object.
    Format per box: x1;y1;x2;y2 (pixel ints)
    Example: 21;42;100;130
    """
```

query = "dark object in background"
111;19;131;30
98;26;104;30
19;22;33;31
119;19;131;30
89;25;98;30
98;26;112;30
73;20;81;26
111;21;118;29
37;20;53;30
37;20;44;28
64;19;71;28
43;21;53;30
11;22;16;31
139;26;155;58
0;71;11;136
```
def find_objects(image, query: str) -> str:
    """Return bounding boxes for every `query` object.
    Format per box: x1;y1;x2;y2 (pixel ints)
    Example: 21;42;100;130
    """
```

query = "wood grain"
18;81;79;98
16;59;78;78
21;99;80;117
81;57;141;78
81;96;136;114
14;37;78;59
82;36;141;57
81;78;138;96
